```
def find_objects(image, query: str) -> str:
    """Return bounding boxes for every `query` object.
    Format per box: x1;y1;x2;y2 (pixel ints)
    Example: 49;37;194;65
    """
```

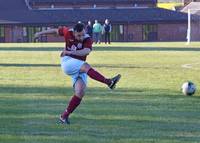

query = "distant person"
93;20;102;44
86;21;93;38
103;19;112;44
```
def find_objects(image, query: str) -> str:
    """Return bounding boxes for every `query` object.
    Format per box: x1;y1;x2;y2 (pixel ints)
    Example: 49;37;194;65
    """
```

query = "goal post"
186;9;191;45
186;8;200;45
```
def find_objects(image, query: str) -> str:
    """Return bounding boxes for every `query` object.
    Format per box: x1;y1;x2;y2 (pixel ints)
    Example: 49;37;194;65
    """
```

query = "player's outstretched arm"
34;28;58;40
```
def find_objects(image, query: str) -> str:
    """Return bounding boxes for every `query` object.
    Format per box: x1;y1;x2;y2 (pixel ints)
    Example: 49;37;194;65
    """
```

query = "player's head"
73;23;85;41
88;20;91;25
105;19;109;24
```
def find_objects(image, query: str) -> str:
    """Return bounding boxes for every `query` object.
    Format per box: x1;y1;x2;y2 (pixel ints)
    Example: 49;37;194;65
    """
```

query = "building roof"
0;0;47;24
0;0;188;25
158;0;182;2
28;0;157;4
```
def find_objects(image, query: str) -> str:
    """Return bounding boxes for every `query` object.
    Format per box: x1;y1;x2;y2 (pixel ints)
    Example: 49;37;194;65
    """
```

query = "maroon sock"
87;68;111;85
62;95;82;119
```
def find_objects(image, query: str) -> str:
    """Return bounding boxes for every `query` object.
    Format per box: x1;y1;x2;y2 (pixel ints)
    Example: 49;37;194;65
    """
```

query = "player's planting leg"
105;32;109;44
108;32;111;44
60;78;86;124
80;63;121;89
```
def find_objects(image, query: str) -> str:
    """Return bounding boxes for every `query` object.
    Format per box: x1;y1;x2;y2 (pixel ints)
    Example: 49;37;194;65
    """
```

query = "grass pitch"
0;42;200;143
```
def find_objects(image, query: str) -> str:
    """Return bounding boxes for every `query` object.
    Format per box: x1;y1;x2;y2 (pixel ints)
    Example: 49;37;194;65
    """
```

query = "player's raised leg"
80;63;121;89
60;78;86;124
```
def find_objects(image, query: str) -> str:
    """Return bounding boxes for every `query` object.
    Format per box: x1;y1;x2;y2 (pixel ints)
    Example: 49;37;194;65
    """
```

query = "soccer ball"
181;81;196;96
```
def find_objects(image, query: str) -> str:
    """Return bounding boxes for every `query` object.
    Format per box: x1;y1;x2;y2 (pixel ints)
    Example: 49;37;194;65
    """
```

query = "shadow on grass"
94;47;200;52
74;117;200;142
0;85;189;98
0;63;60;67
0;63;172;69
0;47;200;52
0;86;71;94
1;86;200;142
1;116;200;142
0;47;62;51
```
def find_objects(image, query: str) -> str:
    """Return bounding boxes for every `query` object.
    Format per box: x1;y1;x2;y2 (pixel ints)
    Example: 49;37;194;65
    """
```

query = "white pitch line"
182;64;193;69
181;63;200;69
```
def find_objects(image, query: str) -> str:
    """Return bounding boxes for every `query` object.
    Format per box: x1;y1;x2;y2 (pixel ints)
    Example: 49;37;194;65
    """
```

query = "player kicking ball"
34;23;121;124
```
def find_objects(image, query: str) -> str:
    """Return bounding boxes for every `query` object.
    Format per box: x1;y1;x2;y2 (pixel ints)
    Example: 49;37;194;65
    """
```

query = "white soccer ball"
181;81;196;96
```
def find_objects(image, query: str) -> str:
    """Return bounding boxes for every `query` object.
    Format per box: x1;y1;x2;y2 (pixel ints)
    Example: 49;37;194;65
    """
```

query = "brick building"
0;0;195;42
29;0;158;9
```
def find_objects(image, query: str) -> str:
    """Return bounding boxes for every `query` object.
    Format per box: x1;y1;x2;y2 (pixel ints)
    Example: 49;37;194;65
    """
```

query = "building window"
22;27;28;42
35;27;41;33
27;27;34;42
102;25;122;42
42;27;47;31
142;24;157;41
0;26;5;42
27;27;43;42
119;25;123;34
23;27;27;37
0;26;5;37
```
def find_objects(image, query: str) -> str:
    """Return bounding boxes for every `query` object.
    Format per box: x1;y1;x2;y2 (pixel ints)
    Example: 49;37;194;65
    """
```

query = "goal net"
186;9;200;44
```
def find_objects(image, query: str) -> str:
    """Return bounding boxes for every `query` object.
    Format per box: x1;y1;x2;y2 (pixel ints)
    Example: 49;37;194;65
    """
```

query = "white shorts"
61;56;87;86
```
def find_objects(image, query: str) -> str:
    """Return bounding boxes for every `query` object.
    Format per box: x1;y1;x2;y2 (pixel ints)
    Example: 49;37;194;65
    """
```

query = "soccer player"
34;23;121;124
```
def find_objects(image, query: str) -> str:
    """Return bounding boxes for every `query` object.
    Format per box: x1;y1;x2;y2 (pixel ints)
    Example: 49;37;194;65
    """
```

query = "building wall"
46;34;64;42
124;24;143;42
2;23;195;42
123;23;188;42
5;26;12;42
191;22;200;41
32;2;156;9
12;26;24;42
157;23;187;41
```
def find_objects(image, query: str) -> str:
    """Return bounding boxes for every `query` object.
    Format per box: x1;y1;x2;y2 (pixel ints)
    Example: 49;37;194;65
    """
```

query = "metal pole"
187;9;191;45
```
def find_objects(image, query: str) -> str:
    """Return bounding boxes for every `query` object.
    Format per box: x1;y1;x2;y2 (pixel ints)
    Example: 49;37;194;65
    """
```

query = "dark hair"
74;23;85;32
